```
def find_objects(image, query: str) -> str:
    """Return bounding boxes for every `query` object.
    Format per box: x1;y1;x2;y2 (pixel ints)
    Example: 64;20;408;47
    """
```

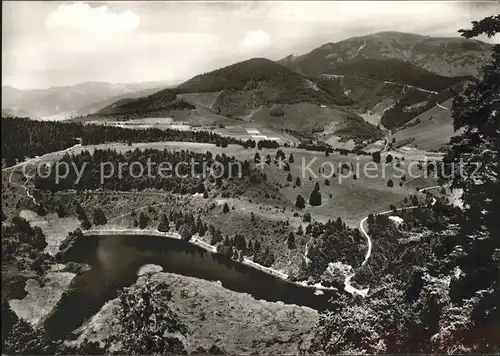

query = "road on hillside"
346;184;444;297
436;102;451;111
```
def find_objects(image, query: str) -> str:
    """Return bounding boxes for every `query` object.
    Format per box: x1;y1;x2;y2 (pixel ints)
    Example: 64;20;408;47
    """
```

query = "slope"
1;81;173;119
176;58;339;117
91;57;382;142
392;98;455;151
327;58;466;92
279;31;492;78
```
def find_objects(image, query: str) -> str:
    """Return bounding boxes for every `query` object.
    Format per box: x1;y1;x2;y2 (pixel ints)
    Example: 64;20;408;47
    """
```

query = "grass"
69;271;318;354
38;141;415;229
260;150;412;227
392;98;455;151
177;92;221;108
248;102;382;142
7;140;427;279
8;266;76;327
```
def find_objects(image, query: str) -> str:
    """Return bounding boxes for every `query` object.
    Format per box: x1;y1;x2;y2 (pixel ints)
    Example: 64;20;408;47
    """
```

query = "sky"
2;1;499;89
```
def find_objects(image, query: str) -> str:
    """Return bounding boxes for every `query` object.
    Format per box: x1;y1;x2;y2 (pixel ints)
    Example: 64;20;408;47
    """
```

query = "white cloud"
45;2;140;33
239;29;271;54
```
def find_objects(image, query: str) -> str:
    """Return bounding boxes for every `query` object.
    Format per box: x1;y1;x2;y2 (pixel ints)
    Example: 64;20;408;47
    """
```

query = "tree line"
1;117;273;167
34;148;253;193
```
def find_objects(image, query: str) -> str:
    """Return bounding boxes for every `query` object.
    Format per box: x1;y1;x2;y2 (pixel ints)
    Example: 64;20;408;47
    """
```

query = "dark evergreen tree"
158;214;170;232
179;224;192;241
75;202;86;220
139;212;150;229
92;208;107;226
287;232;296;249
309;189;322;206
247;240;254;256
81;216;91;230
56;203;66;218
295;177;301;187
36;202;46;217
223;203;230;214
295;194;306;209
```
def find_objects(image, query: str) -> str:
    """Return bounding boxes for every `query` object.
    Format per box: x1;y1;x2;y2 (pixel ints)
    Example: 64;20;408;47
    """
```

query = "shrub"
270;107;284;117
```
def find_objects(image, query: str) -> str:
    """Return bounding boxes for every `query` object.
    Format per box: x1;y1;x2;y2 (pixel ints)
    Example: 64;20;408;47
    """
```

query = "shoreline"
83;228;340;295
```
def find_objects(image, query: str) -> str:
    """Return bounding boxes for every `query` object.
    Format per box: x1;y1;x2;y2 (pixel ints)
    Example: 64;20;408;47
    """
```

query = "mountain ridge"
278;31;493;77
1;81;175;119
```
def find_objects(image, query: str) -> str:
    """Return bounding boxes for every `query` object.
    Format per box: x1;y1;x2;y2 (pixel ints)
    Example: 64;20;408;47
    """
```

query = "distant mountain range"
1;81;175;120
278;31;492;77
3;31;494;149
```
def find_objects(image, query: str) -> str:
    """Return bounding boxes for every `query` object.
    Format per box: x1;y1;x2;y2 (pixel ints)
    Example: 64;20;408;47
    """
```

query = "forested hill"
176;58;304;93
175;57;338;106
0;117;249;168
96;89;194;116
327;58;468;92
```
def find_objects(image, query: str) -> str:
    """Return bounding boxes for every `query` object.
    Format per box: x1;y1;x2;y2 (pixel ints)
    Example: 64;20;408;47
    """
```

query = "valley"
2;12;499;355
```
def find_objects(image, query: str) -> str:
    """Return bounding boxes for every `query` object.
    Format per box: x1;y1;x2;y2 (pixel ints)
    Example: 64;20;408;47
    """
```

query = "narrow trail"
2;143;81;172
345;184;444;297
436;102;451;111
210;90;223;109
322;74;438;95
8;171;38;206
4;143;82;206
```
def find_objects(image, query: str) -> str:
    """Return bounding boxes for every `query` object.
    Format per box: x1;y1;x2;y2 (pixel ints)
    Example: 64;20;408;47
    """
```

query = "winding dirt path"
345;184;443;297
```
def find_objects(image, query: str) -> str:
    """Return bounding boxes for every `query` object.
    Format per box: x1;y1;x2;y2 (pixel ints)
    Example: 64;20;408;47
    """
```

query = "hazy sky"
2;1;499;89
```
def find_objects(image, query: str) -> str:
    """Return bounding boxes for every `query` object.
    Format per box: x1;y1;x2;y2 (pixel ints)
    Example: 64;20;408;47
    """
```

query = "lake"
44;234;341;339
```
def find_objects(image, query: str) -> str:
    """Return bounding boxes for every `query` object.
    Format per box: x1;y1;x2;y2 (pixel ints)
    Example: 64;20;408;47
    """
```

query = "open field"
177;91;221;108
5;139;437;231
83;116;299;145
259;150;413;226
69;270;318;354
392;98;454;151
9;264;76;328
34;141;416;227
